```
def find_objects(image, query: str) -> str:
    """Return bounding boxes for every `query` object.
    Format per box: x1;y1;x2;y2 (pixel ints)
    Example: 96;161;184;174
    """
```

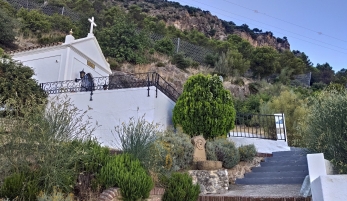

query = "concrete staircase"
236;149;309;185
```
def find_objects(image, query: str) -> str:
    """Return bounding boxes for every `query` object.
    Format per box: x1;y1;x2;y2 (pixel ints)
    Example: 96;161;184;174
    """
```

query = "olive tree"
173;74;236;139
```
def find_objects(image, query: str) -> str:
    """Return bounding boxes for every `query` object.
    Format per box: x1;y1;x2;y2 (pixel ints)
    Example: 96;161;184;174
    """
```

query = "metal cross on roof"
88;17;97;34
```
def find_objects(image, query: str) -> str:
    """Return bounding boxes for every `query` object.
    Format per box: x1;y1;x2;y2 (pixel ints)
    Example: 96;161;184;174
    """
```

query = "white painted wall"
49;86;175;148
311;175;347;201
12;36;111;84
12;48;65;83
307;153;327;183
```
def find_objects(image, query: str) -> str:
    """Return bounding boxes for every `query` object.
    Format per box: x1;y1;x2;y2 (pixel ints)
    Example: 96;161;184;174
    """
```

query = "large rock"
188;169;229;194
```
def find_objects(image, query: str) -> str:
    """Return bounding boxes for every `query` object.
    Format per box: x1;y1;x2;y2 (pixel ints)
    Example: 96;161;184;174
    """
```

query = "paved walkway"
206;184;304;198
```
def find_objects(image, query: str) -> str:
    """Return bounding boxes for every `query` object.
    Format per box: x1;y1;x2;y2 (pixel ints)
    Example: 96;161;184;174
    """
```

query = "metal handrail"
229;113;287;141
39;72;181;102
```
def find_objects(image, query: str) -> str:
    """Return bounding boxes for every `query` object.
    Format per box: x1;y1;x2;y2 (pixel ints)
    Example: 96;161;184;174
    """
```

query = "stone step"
260;160;307;167
265;156;307;162
235;177;306;185
272;151;308;157
244;171;309;179
251;165;308;172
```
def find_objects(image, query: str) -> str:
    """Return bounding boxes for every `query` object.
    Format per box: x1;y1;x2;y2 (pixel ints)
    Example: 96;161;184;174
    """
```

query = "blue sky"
171;0;347;72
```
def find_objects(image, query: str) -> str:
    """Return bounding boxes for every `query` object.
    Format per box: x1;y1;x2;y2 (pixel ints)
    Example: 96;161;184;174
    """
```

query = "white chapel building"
10;17;176;148
11;17;111;83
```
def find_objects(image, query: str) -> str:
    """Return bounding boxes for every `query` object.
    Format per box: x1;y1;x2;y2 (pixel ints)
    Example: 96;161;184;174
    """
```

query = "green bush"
173;74;236;139
153;128;194;172
36;187;74;201
214;138;240;169
205;140;217;161
171;53;190;69
162;173;200;201
17;8;52;33
73;140;111;174
232;78;244;86
154;37;174;55
0;8;18;46
99;154;153;200
0;96;95;195
0;172;39;200
259;90;308;146
239;144;257;161
0;172;26;200
115;116;158;170
299;90;347;173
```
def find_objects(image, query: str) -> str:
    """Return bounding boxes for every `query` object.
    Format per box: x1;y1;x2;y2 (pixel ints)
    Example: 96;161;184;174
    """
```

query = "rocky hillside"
113;0;290;51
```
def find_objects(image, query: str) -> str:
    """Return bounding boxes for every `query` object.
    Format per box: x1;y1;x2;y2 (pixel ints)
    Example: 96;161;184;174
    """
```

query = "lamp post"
75;70;94;101
75;70;85;82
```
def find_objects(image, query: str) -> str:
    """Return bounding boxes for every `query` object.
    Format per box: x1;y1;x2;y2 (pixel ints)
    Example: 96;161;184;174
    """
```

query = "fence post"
147;73;151;97
62;6;65;15
176;38;180;53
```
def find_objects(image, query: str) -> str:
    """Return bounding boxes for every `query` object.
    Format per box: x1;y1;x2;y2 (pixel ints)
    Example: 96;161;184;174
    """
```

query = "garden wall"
49;86;175;148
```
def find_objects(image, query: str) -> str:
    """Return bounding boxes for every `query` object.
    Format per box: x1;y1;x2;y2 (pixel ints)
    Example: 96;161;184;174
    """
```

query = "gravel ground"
206;184;304;198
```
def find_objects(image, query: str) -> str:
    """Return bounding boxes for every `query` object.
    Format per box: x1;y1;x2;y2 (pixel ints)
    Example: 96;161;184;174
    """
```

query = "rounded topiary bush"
239;144;257;161
98;154;153;201
173;74;236;139
162;172;200;201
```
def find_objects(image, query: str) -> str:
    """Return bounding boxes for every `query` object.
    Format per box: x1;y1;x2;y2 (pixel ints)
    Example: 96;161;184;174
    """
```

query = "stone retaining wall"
99;187;165;201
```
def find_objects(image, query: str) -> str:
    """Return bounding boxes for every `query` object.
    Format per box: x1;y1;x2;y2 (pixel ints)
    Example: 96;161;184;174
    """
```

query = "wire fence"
4;0;80;21
142;31;217;64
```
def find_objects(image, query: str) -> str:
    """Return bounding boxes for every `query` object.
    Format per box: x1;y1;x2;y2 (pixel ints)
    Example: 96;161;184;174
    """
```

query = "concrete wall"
311;175;347;201
49;86;175;148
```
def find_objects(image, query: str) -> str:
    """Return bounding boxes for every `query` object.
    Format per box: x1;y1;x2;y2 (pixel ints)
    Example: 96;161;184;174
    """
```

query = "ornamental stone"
191;135;206;162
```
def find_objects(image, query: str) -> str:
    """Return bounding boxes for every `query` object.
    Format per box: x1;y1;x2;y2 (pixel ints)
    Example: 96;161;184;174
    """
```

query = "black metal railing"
39;72;181;102
229;113;286;141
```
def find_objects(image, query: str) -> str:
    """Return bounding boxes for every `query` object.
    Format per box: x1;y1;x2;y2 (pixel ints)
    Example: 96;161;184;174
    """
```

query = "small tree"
0;56;47;112
173;74;236;139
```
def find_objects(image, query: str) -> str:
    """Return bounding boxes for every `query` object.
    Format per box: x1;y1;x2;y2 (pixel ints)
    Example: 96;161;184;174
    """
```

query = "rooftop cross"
88;17;97;34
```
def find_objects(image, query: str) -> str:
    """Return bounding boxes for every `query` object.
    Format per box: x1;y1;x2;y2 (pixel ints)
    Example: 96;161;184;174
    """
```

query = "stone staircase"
236;149;309;185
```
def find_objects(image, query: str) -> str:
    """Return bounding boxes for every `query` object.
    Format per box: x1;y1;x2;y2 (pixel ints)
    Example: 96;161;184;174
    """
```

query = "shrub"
36;187;74;201
99;154;153;200
0;172;39;200
232;78;244;86
162;173;200;201
73;140;111;174
0;8;17;46
154;37;174;55
0;173;26;200
156;62;165;67
299;90;347;173
17;8;52;33
239;144;257;161
114;116;158;169
153;128;194;172
214;139;240;169
173;74;236;139
0;96;95;195
171;53;190;69
259;90;308;146
205;140;217;161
